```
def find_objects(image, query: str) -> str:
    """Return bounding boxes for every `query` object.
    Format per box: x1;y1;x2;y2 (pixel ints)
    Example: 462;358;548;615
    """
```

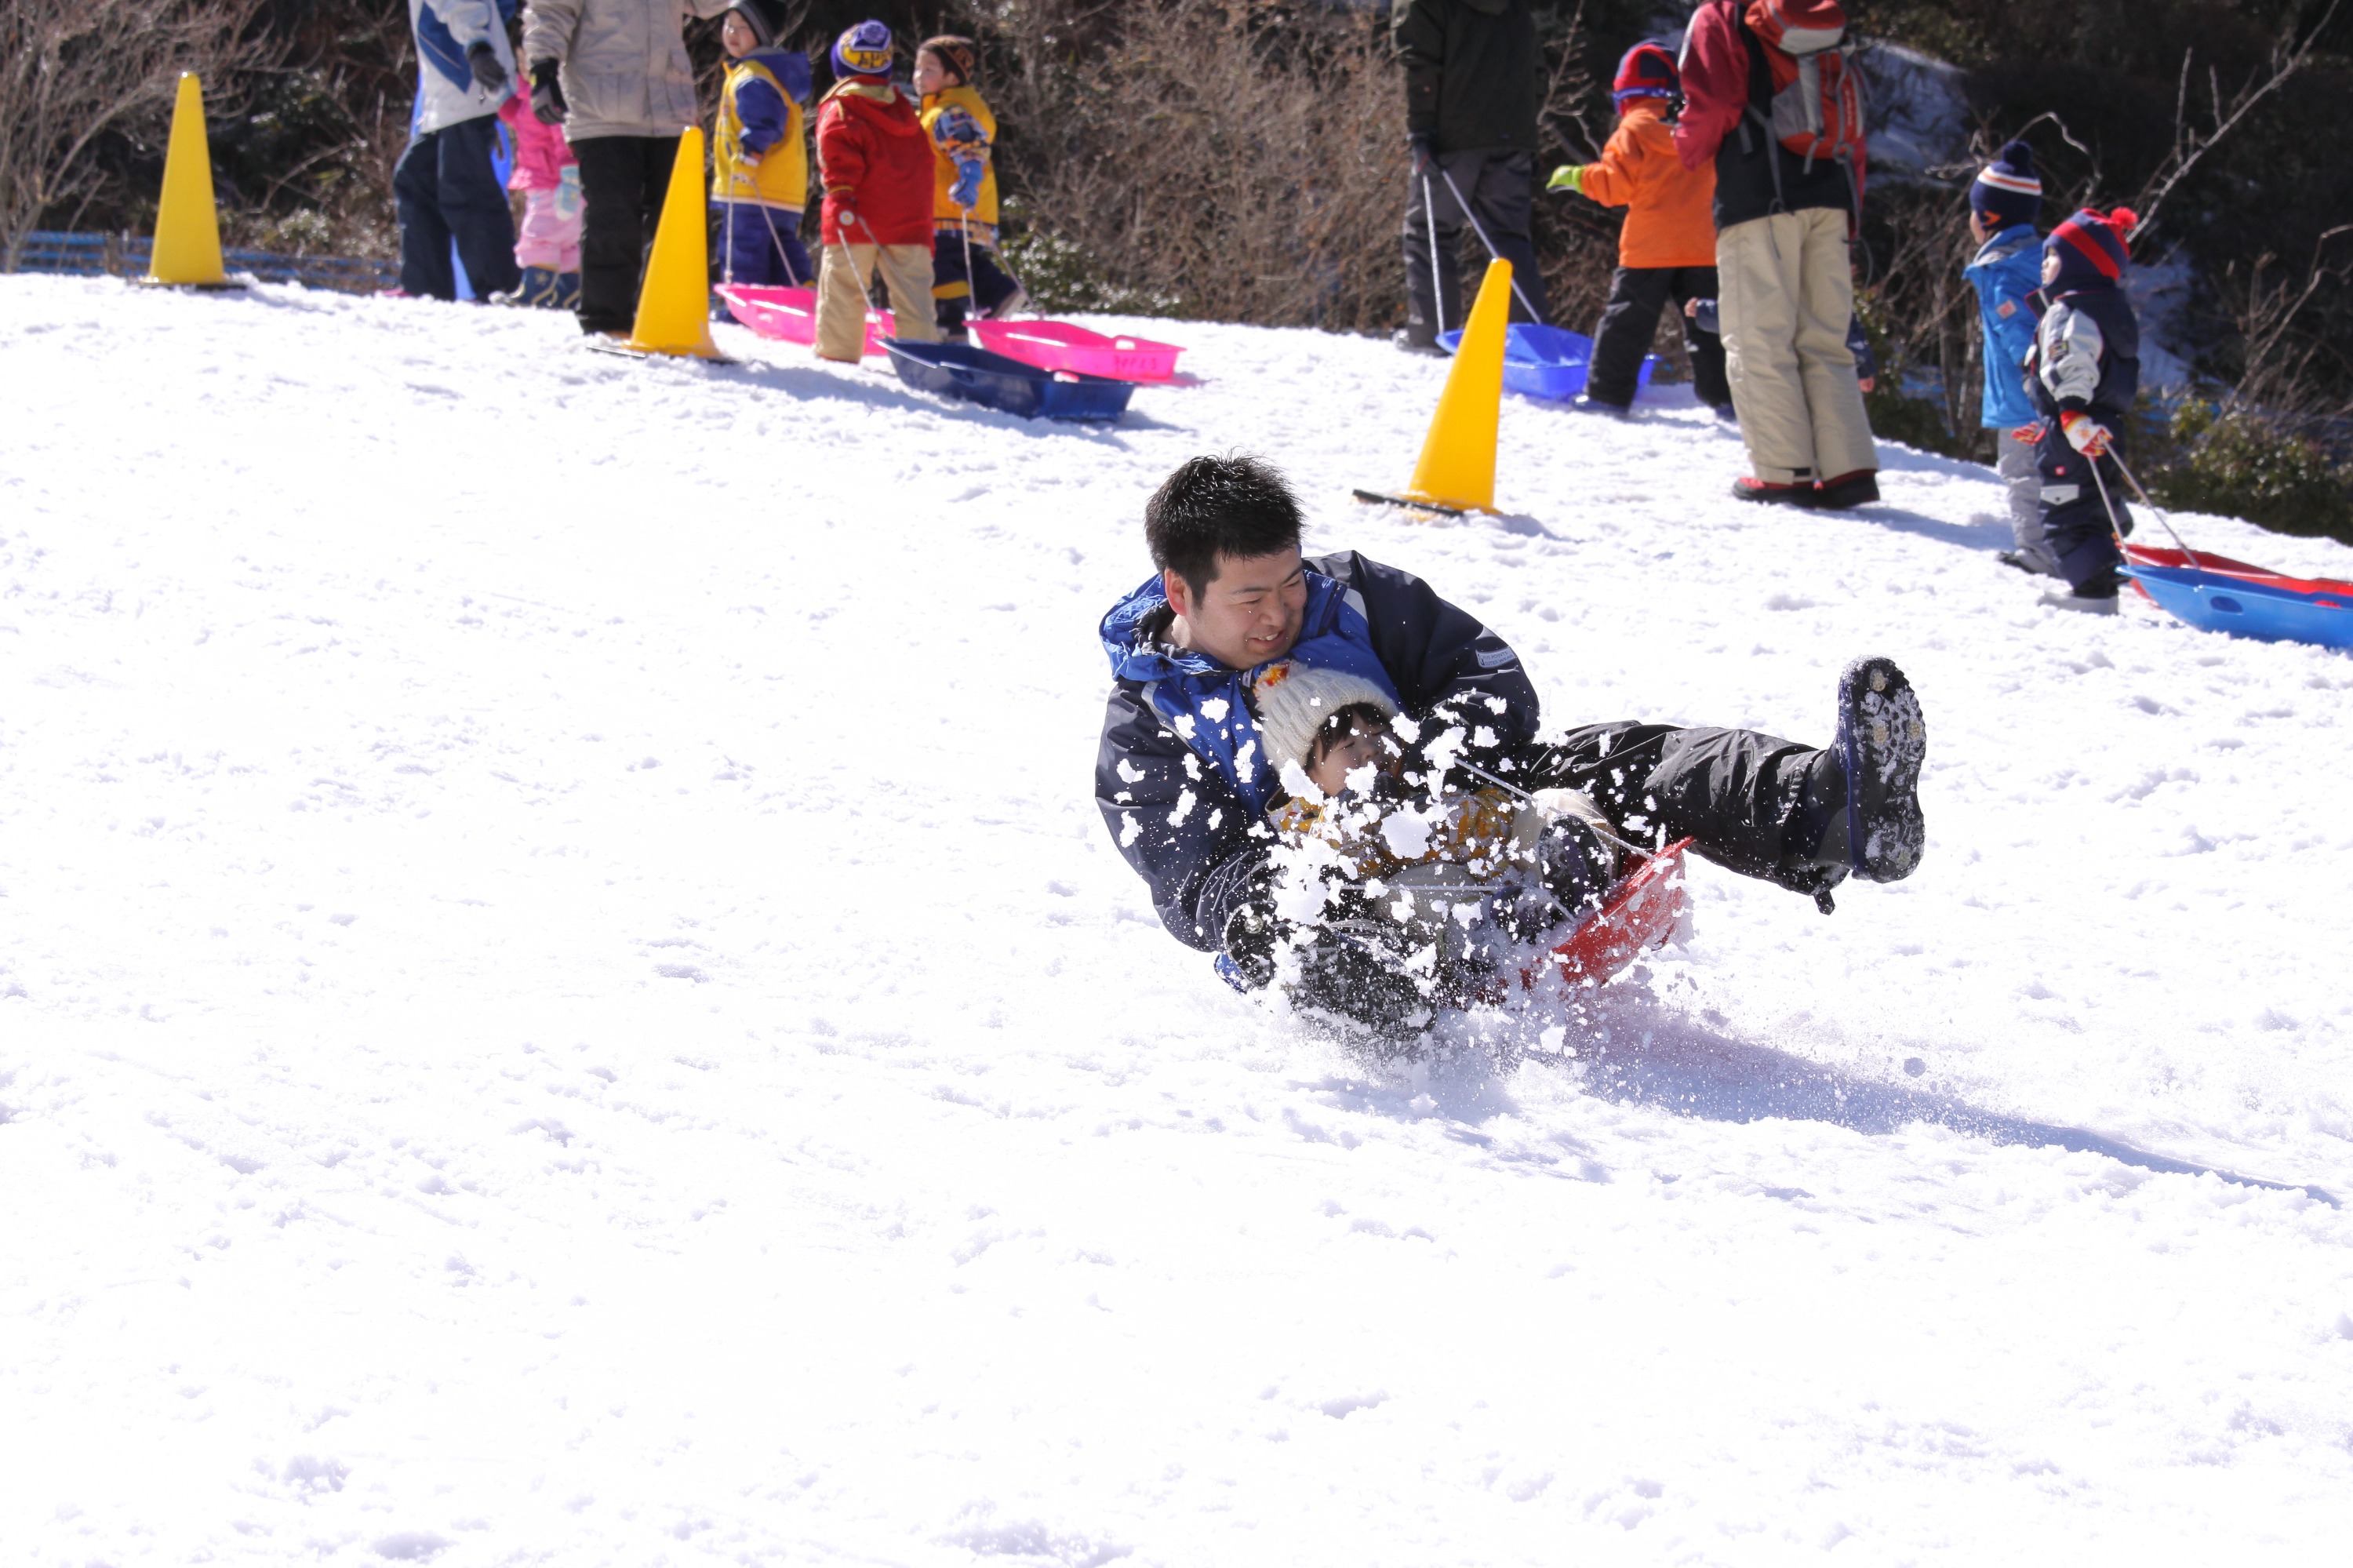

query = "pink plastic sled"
716;285;893;356
970;320;1186;383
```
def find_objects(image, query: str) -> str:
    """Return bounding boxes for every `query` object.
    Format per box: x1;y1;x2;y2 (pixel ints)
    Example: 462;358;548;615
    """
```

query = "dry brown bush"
0;0;271;270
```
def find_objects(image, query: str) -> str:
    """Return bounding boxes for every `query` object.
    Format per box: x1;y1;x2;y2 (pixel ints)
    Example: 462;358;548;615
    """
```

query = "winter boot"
984;284;1029;321
1392;327;1445;358
1814;469;1880;509
1833;657;1926;884
494;266;558;307
550;271;581;310
2044;566;2124;613
1733;476;1817;507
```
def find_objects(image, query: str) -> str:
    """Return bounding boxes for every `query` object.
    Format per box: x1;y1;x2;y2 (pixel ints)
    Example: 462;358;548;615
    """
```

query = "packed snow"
4;275;2351;1566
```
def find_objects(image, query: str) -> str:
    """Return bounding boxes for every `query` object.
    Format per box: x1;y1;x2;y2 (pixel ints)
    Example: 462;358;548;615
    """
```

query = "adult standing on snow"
1673;0;1879;508
1392;0;1551;354
1095;454;1928;1036
395;0;523;303
522;0;736;336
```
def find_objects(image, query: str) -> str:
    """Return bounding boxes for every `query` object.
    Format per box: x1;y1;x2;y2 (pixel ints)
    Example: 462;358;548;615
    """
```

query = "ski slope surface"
4;276;2352;1566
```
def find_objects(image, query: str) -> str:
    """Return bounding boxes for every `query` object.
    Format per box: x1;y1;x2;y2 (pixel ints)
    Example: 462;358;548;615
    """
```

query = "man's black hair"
1144;453;1303;597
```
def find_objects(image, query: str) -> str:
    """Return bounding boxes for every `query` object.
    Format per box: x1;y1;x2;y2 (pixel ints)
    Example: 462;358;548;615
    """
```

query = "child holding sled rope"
912;35;1027;340
812;20;938;362
711;0;814;289
2027;206;2143;611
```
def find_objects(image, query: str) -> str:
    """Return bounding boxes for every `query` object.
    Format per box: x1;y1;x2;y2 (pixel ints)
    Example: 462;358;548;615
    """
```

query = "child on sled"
1253;665;1620;996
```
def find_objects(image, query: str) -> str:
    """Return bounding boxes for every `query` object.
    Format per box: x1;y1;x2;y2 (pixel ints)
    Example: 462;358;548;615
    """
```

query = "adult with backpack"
1391;0;1551;355
1675;0;1879;509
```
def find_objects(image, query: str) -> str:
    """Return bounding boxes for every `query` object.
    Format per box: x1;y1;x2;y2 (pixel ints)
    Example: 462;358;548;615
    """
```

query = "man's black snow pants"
394;115;520;303
1402;149;1549;344
1587;265;1731;411
1515;722;1838;893
573;134;682;336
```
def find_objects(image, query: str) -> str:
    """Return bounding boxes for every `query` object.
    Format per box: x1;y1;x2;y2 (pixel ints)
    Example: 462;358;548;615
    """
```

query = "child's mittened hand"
949;159;984;210
2060;410;2112;457
1545;164;1584;195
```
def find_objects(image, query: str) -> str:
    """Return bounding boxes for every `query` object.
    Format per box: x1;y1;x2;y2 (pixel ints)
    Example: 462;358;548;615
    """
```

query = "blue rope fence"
9;231;398;293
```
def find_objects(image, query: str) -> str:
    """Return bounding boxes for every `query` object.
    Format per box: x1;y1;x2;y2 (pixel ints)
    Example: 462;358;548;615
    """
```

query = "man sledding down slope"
1095;454;1929;1037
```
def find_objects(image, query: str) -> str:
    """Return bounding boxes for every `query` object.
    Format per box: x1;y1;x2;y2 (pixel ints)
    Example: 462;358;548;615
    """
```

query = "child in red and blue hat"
2026;206;2142;610
1547;42;1728;415
812;20;939;362
1964;141;2053;577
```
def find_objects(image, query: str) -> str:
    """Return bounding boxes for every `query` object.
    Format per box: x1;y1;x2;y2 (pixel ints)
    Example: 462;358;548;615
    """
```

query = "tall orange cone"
1354;258;1512;515
613;129;724;358
145;73;236;288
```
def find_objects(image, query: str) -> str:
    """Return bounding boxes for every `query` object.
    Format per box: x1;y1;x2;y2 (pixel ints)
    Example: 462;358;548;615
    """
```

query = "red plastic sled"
1540;837;1693;988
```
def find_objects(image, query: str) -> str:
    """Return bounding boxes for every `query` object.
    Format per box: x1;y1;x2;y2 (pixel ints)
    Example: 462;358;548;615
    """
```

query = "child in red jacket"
813;20;939;362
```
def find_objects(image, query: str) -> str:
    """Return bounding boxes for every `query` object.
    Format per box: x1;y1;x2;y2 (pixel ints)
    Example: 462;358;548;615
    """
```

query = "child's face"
721;11;756;57
1308;719;1398;797
2041;247;2061;286
912;49;949;96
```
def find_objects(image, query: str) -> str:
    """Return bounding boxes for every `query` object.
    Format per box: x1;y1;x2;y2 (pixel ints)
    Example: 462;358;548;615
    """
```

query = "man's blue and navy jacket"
1094;551;1538;954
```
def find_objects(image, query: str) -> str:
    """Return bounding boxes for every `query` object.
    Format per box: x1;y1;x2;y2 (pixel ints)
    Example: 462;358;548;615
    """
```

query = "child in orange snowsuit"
1547;42;1729;413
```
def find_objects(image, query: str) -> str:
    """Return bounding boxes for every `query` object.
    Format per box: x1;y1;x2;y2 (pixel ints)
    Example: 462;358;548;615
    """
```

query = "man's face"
1166;548;1306;671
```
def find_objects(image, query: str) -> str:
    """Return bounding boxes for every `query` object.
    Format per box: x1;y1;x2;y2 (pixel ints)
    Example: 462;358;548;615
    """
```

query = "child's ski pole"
1420;165;1446;337
1434;160;1545;322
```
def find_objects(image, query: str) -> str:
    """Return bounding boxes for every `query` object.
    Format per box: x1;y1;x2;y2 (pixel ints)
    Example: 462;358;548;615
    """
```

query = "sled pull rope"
1422;166;1447;337
2111;455;2203;568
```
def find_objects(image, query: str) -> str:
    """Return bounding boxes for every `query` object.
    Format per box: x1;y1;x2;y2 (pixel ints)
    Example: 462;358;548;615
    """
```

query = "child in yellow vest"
911;36;1027;337
711;0;813;287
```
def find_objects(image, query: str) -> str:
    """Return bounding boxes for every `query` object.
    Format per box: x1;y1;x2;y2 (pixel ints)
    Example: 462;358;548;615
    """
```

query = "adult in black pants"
523;0;735;335
1393;0;1550;349
569;136;681;335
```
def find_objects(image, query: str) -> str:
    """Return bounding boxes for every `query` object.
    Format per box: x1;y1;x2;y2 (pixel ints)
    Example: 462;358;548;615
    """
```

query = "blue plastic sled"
884;340;1136;421
2124;558;2353;651
1435;322;1655;402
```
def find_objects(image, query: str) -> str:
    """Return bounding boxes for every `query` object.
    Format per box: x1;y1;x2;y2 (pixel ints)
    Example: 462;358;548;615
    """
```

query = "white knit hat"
1248;660;1398;779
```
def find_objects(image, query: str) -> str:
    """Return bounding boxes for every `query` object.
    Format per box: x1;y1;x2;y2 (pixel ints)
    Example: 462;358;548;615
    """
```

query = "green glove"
1546;163;1586;195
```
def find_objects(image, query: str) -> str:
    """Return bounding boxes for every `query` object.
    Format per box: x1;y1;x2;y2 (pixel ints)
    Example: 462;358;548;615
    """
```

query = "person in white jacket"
395;0;522;300
522;0;736;334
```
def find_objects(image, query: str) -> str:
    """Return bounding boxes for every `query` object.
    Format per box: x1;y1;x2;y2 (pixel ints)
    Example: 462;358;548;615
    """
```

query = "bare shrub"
977;0;1410;329
0;0;270;271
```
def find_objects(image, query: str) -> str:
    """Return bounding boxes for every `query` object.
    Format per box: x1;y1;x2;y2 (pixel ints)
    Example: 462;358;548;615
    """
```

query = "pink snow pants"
514;175;583;273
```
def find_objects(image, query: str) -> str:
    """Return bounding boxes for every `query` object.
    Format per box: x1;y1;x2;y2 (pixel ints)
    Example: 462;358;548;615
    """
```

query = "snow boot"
2044;566;2124;613
1998;547;2061;577
494;266;558;307
984;284;1029;321
1575;396;1633;419
1392;327;1445;358
551;271;581;310
1733;476;1817;508
1833;657;1926;884
1814;469;1880;509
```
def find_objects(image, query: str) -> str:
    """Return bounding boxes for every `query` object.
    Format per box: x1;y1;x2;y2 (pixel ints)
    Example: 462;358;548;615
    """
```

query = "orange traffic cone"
594;129;728;360
144;73;242;289
1354;258;1512;515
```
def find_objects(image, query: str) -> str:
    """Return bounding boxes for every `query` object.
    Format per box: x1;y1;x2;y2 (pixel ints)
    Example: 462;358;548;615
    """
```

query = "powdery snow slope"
3;275;2351;1566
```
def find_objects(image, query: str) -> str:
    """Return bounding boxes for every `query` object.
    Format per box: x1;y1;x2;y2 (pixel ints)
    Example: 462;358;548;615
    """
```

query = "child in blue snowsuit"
711;0;814;288
1964;142;2053;576
2028;206;2142;609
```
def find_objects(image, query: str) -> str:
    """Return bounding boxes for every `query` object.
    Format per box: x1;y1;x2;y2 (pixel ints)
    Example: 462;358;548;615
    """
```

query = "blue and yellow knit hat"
832;20;893;79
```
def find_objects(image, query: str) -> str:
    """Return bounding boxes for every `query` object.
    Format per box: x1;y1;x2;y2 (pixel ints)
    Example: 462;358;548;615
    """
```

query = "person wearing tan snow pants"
1717;206;1876;489
1672;0;1881;510
815;242;936;360
811;21;939;362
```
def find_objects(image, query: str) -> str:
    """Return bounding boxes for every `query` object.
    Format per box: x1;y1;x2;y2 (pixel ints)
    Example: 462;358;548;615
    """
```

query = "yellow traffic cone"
611;129;726;359
145;72;238;289
1354;257;1512;515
